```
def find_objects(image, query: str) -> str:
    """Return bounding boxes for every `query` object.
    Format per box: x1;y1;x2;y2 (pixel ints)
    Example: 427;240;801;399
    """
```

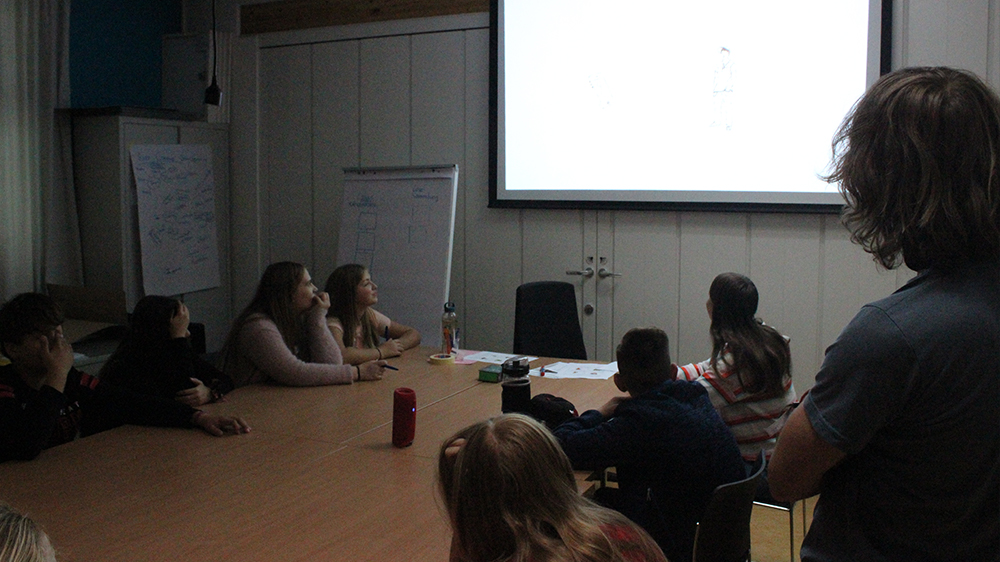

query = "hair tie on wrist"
355;364;361;382
377;348;383;360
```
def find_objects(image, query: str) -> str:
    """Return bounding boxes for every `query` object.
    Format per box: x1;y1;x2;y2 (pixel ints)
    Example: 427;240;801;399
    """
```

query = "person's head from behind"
0;504;56;562
826;66;1000;270
437;414;587;562
614;327;674;396
127;295;183;347
0;293;65;365
706;273;790;395
708;272;758;332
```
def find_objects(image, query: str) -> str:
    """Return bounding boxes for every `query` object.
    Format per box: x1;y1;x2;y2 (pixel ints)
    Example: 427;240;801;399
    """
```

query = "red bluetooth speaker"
392;387;416;448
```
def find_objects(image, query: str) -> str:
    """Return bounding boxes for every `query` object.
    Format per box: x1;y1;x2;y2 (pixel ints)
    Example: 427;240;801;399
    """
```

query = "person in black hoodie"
99;295;233;406
553;327;745;562
0;293;249;462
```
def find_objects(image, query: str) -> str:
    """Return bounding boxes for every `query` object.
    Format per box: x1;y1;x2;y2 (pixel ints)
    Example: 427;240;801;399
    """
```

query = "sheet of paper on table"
530;361;618;380
461;351;539;365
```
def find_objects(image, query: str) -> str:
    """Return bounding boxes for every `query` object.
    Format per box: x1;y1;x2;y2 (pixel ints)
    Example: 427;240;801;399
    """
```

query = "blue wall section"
70;0;182;108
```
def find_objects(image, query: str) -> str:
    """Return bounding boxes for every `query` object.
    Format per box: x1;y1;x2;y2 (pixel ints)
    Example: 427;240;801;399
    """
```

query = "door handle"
597;268;622;279
566;267;595;278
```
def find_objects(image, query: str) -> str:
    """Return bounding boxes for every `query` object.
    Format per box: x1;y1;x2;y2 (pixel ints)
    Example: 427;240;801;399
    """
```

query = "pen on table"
383;365;399;371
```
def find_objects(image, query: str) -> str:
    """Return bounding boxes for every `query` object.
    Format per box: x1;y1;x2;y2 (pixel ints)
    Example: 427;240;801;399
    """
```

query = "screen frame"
488;0;893;213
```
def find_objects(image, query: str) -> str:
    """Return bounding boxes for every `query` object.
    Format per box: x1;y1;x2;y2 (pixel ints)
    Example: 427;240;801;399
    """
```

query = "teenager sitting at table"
0;503;55;562
324;264;421;365
553;327;745;562
221;261;386;387
676;272;796;479
0;293;250;463
438;414;667;562
99;295;233;406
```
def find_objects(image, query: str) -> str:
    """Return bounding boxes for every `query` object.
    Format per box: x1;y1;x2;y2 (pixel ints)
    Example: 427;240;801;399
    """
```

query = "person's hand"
39;329;73;392
175;378;212;406
312;291;331;311
598;396;628;418
192;411;251;436
358;360;386;381
444;437;466;459
377;339;404;359
170;303;191;338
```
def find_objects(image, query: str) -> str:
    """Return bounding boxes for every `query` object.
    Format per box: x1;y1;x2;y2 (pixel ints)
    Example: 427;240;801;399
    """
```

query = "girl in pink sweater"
221;262;385;387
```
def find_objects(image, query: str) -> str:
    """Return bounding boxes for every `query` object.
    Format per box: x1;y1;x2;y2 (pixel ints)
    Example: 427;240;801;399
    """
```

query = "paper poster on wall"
130;144;221;297
336;166;459;348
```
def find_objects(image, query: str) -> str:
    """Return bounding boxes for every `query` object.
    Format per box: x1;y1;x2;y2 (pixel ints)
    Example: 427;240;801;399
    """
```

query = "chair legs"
753;499;800;562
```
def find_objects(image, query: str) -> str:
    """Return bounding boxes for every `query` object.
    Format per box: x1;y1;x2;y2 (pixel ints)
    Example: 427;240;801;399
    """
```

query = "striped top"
677;357;796;460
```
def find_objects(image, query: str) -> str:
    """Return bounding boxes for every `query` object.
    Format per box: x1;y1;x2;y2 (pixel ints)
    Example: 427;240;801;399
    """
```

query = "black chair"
513;281;587;360
692;453;767;562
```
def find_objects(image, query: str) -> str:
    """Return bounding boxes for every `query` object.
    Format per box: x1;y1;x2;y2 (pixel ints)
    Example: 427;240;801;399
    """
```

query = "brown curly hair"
825;67;1000;270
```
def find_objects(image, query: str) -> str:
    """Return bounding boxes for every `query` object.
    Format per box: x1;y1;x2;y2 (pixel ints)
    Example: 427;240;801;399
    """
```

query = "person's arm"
240;314;371;386
387;320;421;351
768;402;846;502
551;396;637;471
328;319;385;365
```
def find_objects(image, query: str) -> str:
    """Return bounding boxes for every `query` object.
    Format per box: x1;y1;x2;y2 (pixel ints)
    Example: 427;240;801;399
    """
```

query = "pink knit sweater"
227;308;354;387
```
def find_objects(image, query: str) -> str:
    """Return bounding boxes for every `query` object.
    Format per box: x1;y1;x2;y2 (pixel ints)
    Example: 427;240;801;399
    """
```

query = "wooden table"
0;347;619;561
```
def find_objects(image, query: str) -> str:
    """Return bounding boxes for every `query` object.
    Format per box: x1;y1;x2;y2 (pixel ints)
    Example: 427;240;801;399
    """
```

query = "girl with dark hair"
438;414;667;562
220;262;386;387
677;272;796;463
99;296;232;406
324;264;421;365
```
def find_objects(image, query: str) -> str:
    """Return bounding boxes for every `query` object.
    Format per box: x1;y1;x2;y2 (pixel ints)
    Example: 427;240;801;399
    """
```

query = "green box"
478;364;503;383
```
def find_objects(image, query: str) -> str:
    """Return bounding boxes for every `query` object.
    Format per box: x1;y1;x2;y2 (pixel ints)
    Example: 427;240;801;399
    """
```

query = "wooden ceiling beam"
241;0;490;35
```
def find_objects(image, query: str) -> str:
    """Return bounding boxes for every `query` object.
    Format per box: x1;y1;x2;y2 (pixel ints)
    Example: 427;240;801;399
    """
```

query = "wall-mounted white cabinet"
72;109;232;351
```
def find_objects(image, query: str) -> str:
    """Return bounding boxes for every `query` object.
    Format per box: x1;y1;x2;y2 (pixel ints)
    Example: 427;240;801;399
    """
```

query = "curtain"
0;0;77;302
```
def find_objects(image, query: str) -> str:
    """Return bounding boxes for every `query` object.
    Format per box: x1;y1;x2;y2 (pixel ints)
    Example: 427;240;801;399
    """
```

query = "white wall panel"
675;213;748;365
359;36;411;166
312;40;361;285
608;211;681;361
462;28;521;354
412;31;468;323
261;45;313;266
748;213;823;393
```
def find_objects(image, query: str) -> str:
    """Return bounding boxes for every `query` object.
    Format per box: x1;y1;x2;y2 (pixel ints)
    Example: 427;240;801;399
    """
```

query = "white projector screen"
490;0;891;212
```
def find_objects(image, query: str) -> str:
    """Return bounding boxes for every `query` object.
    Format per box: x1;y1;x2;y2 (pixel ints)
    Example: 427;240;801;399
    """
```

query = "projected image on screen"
492;0;888;210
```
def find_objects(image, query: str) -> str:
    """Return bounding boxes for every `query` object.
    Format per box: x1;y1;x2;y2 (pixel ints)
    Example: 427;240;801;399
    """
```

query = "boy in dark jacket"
553;327;745;562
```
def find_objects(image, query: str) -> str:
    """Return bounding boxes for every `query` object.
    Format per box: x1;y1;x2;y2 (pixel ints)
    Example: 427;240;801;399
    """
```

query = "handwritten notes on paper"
130;145;221;297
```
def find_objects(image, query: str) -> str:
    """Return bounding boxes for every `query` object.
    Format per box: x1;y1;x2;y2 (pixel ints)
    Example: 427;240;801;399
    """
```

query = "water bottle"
501;356;531;414
441;302;457;355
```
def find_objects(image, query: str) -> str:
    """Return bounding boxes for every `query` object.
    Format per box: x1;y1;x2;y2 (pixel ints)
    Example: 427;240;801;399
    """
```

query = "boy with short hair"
553;327;745;562
0;292;250;462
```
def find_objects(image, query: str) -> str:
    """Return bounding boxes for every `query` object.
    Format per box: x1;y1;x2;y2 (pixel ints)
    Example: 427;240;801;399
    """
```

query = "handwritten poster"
130;144;221;297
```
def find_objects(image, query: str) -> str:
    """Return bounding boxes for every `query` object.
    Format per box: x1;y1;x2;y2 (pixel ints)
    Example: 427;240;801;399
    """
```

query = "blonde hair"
0;504;55;562
437;414;665;562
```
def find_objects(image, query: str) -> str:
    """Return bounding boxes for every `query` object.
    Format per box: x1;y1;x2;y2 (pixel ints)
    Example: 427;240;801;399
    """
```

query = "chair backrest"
513;281;587;360
691;453;767;562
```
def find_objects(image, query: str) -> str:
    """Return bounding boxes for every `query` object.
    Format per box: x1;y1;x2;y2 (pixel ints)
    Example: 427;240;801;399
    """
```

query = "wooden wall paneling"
675;212;749;366
230;34;264;312
748;213;824;392
178;125;232;351
461;27;520;354
359;35;411;166
312;40;361;285
607;210;681;362
411;31;468;321
261;45;314;266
